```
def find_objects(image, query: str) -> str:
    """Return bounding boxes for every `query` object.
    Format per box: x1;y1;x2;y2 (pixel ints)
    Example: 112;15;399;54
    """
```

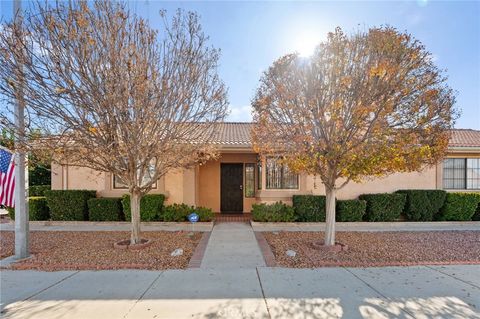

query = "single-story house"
51;124;480;213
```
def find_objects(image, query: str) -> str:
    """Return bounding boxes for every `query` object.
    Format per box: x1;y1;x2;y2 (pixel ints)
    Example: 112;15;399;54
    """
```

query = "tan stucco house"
51;124;480;213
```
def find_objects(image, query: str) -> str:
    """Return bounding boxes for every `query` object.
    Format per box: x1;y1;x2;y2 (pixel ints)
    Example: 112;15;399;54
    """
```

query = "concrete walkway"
201;223;265;269
251;221;480;232
1;265;479;318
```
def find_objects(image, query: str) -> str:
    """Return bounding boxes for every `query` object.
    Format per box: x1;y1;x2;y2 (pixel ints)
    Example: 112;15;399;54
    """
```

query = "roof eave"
448;146;480;153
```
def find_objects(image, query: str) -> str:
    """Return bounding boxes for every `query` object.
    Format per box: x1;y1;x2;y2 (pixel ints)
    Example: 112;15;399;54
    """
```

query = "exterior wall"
307;166;437;199
52;164;177;200
50;148;480;212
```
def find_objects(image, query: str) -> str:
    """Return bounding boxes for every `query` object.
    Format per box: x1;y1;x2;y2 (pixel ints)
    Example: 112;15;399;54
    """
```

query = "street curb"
251;221;480;232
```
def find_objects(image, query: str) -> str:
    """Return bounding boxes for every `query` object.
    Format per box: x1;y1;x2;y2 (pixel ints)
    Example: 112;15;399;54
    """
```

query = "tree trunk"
324;186;336;246
130;191;141;245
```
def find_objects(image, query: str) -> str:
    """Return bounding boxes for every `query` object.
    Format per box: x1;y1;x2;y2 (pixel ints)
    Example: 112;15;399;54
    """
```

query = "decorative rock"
171;248;184;257
286;249;297;257
272;231;280;235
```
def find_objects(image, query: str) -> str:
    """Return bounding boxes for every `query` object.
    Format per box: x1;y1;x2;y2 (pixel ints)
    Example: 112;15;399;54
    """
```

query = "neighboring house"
51;124;480;213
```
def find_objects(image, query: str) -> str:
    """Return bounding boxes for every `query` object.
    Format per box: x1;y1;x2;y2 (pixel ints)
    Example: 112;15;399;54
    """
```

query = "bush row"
252;197;367;222
252;202;295;222
8;190;213;222
7;196;50;221
252;190;480;222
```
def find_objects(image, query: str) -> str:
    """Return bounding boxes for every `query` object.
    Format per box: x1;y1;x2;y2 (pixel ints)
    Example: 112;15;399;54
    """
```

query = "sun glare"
294;33;320;57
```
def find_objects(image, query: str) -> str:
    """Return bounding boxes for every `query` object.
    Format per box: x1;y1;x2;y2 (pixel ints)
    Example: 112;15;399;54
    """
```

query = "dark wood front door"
221;163;243;213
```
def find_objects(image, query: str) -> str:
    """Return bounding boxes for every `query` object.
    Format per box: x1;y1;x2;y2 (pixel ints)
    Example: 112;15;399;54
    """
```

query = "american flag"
0;148;15;208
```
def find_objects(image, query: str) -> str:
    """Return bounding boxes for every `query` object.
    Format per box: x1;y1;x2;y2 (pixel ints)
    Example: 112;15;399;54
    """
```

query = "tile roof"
449;129;480;148
210;123;480;149
210;122;252;147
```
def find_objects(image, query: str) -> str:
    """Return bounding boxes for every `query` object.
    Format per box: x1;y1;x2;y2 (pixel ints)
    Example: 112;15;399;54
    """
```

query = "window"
113;175;128;189
266;157;298;189
113;165;157;189
245;163;255;197
443;158;480;190
257;163;262;190
467;159;480;189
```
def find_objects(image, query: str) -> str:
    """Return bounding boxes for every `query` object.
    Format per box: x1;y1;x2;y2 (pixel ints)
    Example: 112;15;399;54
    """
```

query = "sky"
1;0;479;129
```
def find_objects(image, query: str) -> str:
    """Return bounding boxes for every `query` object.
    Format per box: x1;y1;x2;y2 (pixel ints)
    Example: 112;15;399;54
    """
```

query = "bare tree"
252;27;457;246
0;1;228;244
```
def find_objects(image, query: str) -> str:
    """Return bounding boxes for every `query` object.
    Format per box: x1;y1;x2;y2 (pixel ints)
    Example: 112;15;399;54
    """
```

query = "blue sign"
188;212;199;223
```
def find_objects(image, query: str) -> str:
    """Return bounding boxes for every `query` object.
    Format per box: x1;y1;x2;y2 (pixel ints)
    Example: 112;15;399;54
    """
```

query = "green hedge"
29;185;51;197
163;203;192;222
163;204;214;222
122;194;165;222
336;199;366;222
292;195;326;222
359;193;406;222
194;206;215;222
87;198;123;221
252;202;295;222
472;202;480;221
7;196;50;221
396;190;446;221
437;193;480;221
45;190;96;221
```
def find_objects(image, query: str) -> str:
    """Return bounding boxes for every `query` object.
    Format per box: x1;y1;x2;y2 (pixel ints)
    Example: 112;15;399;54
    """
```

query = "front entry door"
221;163;243;213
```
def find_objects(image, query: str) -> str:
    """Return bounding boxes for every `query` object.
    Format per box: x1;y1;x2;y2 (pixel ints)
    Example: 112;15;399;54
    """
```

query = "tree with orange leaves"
252;27;457;246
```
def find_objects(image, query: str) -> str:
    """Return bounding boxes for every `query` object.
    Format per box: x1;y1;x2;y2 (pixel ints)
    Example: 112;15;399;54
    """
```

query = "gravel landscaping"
0;231;202;270
263;231;480;268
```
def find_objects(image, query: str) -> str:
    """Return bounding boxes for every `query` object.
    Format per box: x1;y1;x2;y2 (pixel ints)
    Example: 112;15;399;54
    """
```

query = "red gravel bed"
263;231;480;268
0;231;202;271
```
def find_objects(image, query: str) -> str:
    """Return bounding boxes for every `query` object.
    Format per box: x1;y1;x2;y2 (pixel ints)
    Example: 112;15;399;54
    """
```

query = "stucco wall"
51;150;480;212
307;166;438;200
51;164;166;198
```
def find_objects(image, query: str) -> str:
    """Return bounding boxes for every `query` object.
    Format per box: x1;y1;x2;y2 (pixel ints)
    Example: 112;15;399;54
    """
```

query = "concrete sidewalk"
201;223;265;269
1;265;479;318
251;221;480;232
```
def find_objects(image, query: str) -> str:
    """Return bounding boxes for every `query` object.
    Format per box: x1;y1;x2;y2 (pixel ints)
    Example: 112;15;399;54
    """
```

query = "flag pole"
13;0;29;260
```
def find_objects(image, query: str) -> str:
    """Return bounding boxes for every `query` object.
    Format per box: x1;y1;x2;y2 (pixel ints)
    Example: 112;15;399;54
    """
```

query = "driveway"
1;265;479;318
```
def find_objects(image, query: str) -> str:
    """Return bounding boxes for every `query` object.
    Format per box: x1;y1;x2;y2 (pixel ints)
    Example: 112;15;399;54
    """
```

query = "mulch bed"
0;231;202;271
263;231;480;268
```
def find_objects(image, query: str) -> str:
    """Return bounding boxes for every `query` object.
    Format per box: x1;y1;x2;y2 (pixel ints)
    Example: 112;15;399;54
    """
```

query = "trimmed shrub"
359;193;406;222
163;203;192;222
29;197;50;220
88;198;123;221
396;190;446;221
45;190;96;221
472;202;480;221
336;199;366;222
122;194;165;222
7;196;50;221
292;195;326;222
194;206;215;222
29;185;51;197
437;193;480;221
252;202;295;222
163;204;214;222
